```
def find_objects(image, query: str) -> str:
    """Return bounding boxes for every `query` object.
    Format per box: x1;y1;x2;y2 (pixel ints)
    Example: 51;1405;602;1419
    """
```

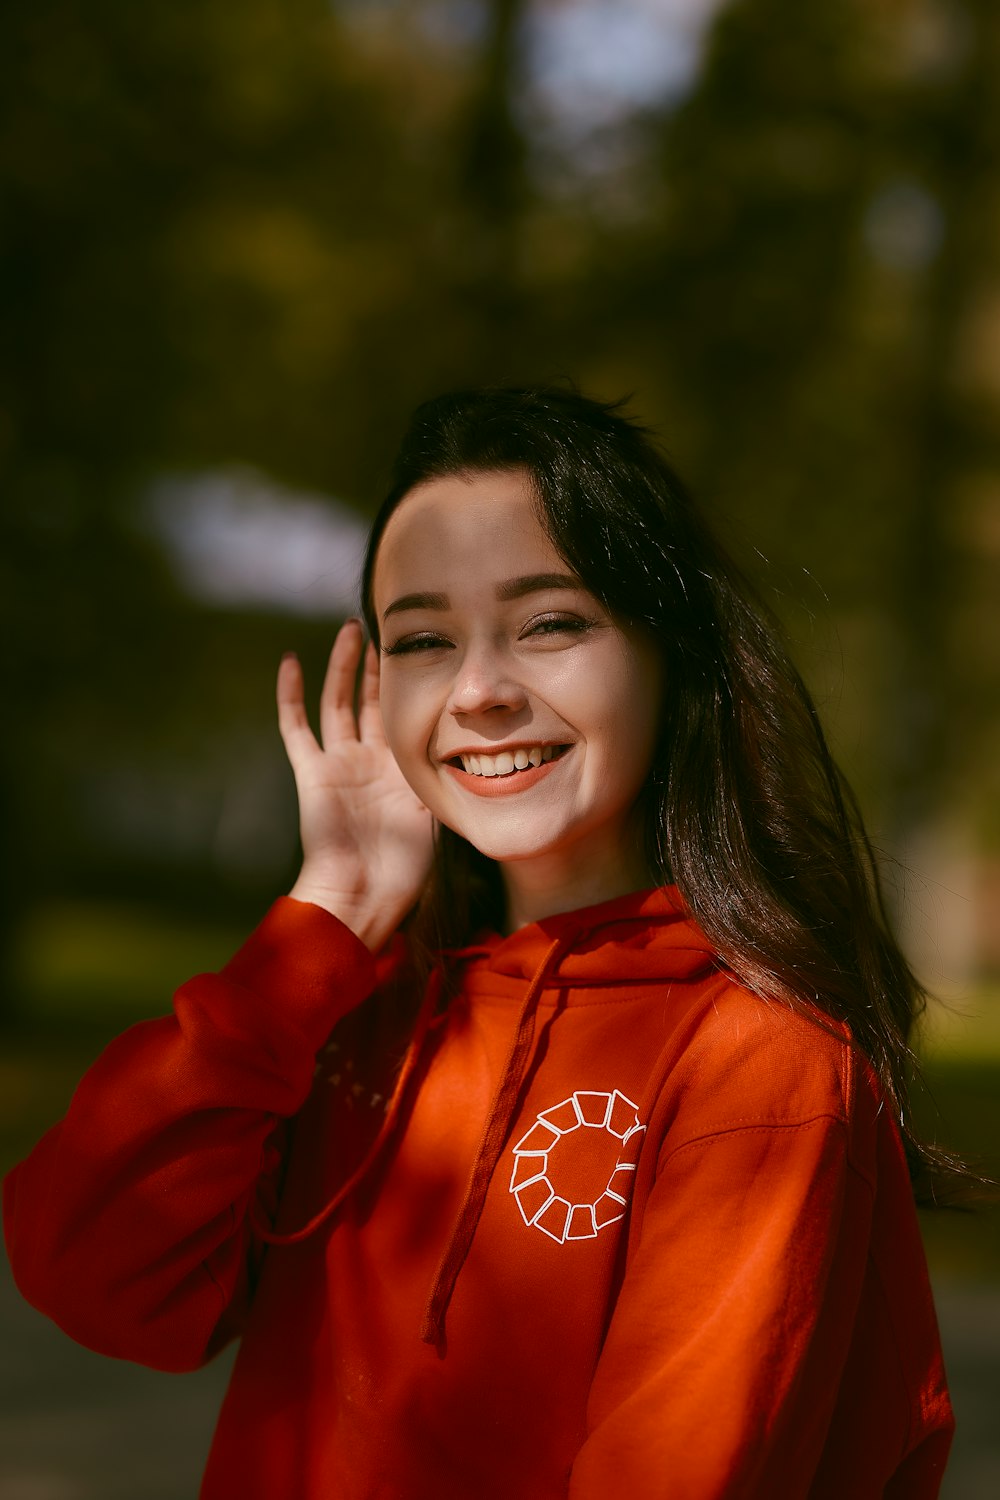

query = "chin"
444;829;553;864
446;818;588;867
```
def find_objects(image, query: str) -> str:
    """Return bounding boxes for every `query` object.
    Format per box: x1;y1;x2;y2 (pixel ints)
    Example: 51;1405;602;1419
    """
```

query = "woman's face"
372;469;662;879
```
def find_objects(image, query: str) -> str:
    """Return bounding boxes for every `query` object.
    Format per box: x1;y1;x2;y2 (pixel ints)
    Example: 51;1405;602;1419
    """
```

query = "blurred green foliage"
1;0;998;999
0;23;997;1499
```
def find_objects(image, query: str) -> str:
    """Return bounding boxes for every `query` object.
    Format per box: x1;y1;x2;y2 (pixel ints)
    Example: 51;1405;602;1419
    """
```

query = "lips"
442;744;571;798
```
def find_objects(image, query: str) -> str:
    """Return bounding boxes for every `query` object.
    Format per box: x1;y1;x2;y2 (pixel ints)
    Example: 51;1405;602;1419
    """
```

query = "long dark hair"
361;384;964;1198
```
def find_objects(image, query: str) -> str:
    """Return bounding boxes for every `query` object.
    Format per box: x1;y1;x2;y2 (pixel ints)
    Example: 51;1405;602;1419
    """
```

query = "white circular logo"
509;1089;646;1244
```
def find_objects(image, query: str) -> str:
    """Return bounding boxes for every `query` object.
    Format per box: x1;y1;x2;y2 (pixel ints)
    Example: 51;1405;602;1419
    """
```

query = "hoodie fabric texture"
4;887;953;1498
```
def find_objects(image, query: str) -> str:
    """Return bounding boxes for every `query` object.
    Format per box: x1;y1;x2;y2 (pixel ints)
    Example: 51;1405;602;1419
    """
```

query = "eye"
521;613;594;640
382;632;453;657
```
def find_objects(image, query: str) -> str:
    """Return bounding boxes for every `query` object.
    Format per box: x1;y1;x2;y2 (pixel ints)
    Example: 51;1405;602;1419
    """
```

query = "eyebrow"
381;572;581;621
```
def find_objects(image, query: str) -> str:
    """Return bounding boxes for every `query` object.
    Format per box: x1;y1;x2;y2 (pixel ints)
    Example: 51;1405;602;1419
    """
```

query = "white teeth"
458;745;562;777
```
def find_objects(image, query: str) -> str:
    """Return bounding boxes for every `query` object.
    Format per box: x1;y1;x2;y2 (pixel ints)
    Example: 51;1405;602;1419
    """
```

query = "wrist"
287;875;393;953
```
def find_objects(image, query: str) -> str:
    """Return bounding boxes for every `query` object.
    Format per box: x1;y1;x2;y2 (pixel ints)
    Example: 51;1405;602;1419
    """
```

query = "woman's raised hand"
277;620;435;952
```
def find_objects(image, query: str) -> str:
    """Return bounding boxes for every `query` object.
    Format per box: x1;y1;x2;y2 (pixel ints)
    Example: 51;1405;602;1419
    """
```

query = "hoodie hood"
461;884;720;988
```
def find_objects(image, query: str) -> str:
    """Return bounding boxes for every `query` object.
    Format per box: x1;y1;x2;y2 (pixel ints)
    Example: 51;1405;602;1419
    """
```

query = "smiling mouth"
449;745;570;779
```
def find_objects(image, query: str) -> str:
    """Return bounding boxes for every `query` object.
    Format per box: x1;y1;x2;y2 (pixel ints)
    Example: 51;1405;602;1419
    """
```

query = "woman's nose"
446;646;528;717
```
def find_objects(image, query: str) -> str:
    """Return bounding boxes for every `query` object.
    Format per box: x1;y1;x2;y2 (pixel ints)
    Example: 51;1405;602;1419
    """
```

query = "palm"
277;623;434;947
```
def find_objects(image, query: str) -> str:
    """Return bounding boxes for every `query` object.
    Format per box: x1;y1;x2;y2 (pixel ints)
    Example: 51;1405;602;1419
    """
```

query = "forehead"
372;470;563;604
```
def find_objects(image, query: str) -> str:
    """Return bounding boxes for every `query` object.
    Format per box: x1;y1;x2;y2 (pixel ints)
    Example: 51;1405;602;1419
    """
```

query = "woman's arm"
4;622;434;1372
2;899;376;1372
570;1113;869;1497
568;1019;952;1498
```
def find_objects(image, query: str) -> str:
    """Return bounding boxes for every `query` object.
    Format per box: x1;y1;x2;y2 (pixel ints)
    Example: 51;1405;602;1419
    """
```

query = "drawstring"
420;933;569;1348
252;929;571;1350
254;967;445;1247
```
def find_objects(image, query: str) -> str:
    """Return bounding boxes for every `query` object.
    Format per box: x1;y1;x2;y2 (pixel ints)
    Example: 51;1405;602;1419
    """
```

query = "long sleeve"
2;898;376;1373
568;1017;951;1500
569;1115;868;1497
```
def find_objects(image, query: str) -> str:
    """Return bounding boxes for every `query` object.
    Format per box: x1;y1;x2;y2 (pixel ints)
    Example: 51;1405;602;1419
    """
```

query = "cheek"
379;678;434;777
603;653;662;783
376;681;408;761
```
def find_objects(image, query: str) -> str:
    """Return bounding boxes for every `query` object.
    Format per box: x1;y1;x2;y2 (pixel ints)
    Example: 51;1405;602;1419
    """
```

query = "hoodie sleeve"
569;1110;872;1498
2;898;376;1374
565;996;948;1500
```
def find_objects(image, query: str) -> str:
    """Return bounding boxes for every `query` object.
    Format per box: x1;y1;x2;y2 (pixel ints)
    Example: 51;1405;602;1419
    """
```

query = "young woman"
4;387;954;1497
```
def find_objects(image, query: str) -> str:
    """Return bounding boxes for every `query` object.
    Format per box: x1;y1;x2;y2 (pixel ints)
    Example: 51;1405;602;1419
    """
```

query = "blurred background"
1;0;998;1494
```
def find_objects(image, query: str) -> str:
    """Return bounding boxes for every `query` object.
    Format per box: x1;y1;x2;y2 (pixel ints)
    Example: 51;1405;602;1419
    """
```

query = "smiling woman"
4;386;960;1498
369;470;661;925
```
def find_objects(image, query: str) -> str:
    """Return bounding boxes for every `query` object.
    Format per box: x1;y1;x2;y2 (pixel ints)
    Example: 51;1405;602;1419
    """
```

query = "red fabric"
3;889;953;1497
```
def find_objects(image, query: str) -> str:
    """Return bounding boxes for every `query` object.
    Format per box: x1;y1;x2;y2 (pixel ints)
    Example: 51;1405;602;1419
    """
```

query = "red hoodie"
4;887;953;1498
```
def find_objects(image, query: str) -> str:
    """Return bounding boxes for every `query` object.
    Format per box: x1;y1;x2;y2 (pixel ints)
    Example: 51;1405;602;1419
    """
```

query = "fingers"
276;651;318;766
318;618;366;746
278;621;373;765
357;640;387;745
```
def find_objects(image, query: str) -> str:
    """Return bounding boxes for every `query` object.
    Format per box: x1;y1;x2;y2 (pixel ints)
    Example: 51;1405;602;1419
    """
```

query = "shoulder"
656;976;881;1167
